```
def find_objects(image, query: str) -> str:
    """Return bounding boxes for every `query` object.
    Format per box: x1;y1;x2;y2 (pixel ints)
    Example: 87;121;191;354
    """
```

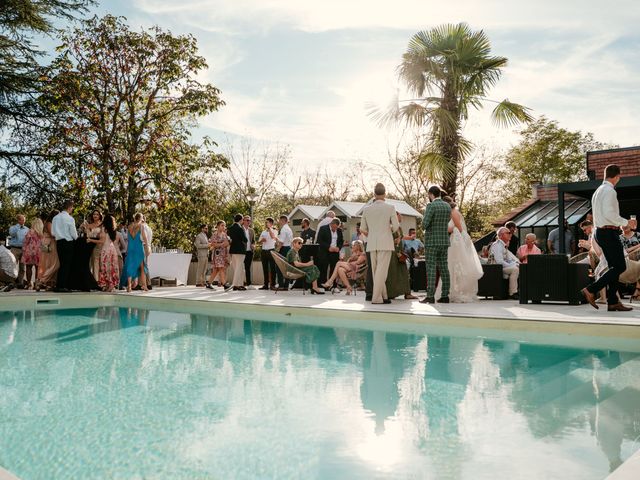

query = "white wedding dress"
437;213;484;302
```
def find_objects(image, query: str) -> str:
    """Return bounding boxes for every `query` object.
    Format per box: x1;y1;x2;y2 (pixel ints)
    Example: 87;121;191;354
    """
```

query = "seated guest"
547;218;575;255
479;245;490;265
505;221;519;255
516;233;542;264
489;227;520;299
620;219;640;253
403;228;424;255
300;218;316;244
287;237;324;294
317;218;343;287
0;235;18;291
322;240;367;294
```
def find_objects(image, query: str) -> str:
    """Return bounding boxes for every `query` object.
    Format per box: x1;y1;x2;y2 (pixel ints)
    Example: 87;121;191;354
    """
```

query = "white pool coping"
2;286;640;479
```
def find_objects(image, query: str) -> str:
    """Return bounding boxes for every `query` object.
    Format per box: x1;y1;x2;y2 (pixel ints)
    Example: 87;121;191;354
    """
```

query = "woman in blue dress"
121;213;149;292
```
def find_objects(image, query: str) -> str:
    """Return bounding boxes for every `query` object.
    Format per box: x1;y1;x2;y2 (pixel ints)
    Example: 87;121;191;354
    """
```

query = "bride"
437;197;484;302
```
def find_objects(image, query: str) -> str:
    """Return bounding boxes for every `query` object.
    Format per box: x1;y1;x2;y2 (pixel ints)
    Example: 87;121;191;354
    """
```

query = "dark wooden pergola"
557;176;640;253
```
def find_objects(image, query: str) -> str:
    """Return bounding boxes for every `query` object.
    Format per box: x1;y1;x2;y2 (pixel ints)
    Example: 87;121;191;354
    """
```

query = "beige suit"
360;200;399;303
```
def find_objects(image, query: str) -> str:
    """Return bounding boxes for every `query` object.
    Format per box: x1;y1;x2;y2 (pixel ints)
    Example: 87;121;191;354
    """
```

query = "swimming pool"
1;306;639;479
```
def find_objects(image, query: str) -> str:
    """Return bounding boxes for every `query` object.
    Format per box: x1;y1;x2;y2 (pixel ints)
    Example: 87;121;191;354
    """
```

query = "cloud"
133;0;639;35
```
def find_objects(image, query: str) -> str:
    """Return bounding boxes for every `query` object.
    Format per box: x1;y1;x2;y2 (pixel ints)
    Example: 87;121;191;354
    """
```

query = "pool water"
1;307;639;480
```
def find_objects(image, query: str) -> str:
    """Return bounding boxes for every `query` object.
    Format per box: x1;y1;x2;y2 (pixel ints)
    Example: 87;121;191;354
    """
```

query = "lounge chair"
270;251;307;294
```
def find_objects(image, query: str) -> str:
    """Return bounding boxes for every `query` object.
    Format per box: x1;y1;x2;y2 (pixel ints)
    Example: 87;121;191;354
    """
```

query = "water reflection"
1;308;640;479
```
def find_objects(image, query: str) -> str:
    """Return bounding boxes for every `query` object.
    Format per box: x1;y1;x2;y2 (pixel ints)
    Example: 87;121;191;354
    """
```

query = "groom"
420;185;452;304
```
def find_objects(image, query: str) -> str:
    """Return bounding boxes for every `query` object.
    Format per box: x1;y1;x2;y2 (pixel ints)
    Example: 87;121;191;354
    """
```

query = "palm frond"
414;149;457;182
491;99;534;127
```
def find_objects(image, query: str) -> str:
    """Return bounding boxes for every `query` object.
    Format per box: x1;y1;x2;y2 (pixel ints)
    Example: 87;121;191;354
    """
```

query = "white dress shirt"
51;211;78;241
8;224;28;248
330;229;338;248
278;224;293;247
490;239;520;271
591;181;628;228
244;227;252;252
260;229;277;250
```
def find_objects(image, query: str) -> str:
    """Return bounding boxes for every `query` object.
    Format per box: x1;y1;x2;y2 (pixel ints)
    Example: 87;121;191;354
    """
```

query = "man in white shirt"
8;214;27;287
275;215;294;289
242;215;255;286
194;224;210;287
582;164;632;312
314;211;336;243
0;234;18;291
51;200;78;292
489;227;520;299
258;217;278;290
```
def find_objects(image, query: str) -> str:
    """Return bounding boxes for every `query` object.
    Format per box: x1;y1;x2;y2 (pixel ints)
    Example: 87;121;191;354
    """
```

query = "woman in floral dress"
207;220;229;289
92;215;122;292
37;210;60;291
21;218;44;289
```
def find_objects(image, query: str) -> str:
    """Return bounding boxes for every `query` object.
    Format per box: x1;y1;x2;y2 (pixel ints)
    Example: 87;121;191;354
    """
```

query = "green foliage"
371;23;531;195
501;117;609;207
32;15;226;221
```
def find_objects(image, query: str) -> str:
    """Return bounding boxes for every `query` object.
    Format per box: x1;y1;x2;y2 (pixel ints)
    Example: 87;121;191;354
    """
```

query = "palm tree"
369;23;532;195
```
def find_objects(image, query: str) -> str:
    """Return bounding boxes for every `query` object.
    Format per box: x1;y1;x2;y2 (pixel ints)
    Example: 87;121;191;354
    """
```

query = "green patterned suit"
422;198;452;298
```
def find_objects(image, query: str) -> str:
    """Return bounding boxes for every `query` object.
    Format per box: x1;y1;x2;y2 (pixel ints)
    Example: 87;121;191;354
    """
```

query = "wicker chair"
569;252;589;264
271;251;307;294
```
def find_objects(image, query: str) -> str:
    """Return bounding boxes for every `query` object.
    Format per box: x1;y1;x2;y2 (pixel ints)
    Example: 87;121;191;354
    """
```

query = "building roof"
289;199;423;222
287;205;327;221
327;201;366;218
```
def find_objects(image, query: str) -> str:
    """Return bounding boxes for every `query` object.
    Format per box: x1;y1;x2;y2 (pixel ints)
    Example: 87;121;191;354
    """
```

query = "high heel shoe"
631;288;640;303
311;288;325;295
345;288;352;296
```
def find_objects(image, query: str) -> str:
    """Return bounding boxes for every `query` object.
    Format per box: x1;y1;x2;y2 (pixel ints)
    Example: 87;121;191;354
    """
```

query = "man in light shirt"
489;227;520;299
581;164;632;312
8;214;27;287
275;215;293;289
194;224;210;287
51;200;78;292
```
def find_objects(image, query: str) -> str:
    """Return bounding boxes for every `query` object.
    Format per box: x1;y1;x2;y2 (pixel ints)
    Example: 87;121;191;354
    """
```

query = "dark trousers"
56;239;75;290
587;228;627;305
318;251;340;285
365;252;373;298
244;250;253;285
261;250;276;287
276;246;290;288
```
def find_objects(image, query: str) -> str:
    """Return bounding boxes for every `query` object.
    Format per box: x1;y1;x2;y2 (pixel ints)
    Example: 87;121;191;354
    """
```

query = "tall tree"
502;116;609;205
0;0;91;198
370;23;532;195
35;15;226;219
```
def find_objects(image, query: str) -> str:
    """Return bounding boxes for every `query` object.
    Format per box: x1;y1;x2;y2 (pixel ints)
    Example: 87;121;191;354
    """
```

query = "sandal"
631;288;640;302
345;287;352;296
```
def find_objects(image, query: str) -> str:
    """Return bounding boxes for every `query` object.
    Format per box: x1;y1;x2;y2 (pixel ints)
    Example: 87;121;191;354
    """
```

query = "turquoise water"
1;308;639;480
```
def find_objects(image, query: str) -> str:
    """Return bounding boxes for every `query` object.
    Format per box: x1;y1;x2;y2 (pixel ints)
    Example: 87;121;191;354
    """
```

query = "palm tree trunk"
440;84;460;196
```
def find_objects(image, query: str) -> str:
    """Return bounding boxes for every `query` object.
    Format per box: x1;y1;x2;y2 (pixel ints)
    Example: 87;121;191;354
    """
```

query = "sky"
79;0;639;171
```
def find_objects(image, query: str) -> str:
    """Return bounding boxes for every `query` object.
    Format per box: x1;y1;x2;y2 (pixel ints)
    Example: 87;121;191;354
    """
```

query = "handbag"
397;252;408;263
40;242;51;253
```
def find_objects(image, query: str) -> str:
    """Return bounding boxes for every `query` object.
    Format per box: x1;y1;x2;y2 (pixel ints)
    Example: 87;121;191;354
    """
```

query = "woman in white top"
258;217;278;290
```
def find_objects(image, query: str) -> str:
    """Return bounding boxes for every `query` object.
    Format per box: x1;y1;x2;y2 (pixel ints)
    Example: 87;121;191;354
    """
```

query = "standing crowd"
2;164;636;312
1;201;153;293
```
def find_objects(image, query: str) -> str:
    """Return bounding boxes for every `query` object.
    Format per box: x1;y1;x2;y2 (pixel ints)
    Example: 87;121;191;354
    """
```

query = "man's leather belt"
599;225;621;230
